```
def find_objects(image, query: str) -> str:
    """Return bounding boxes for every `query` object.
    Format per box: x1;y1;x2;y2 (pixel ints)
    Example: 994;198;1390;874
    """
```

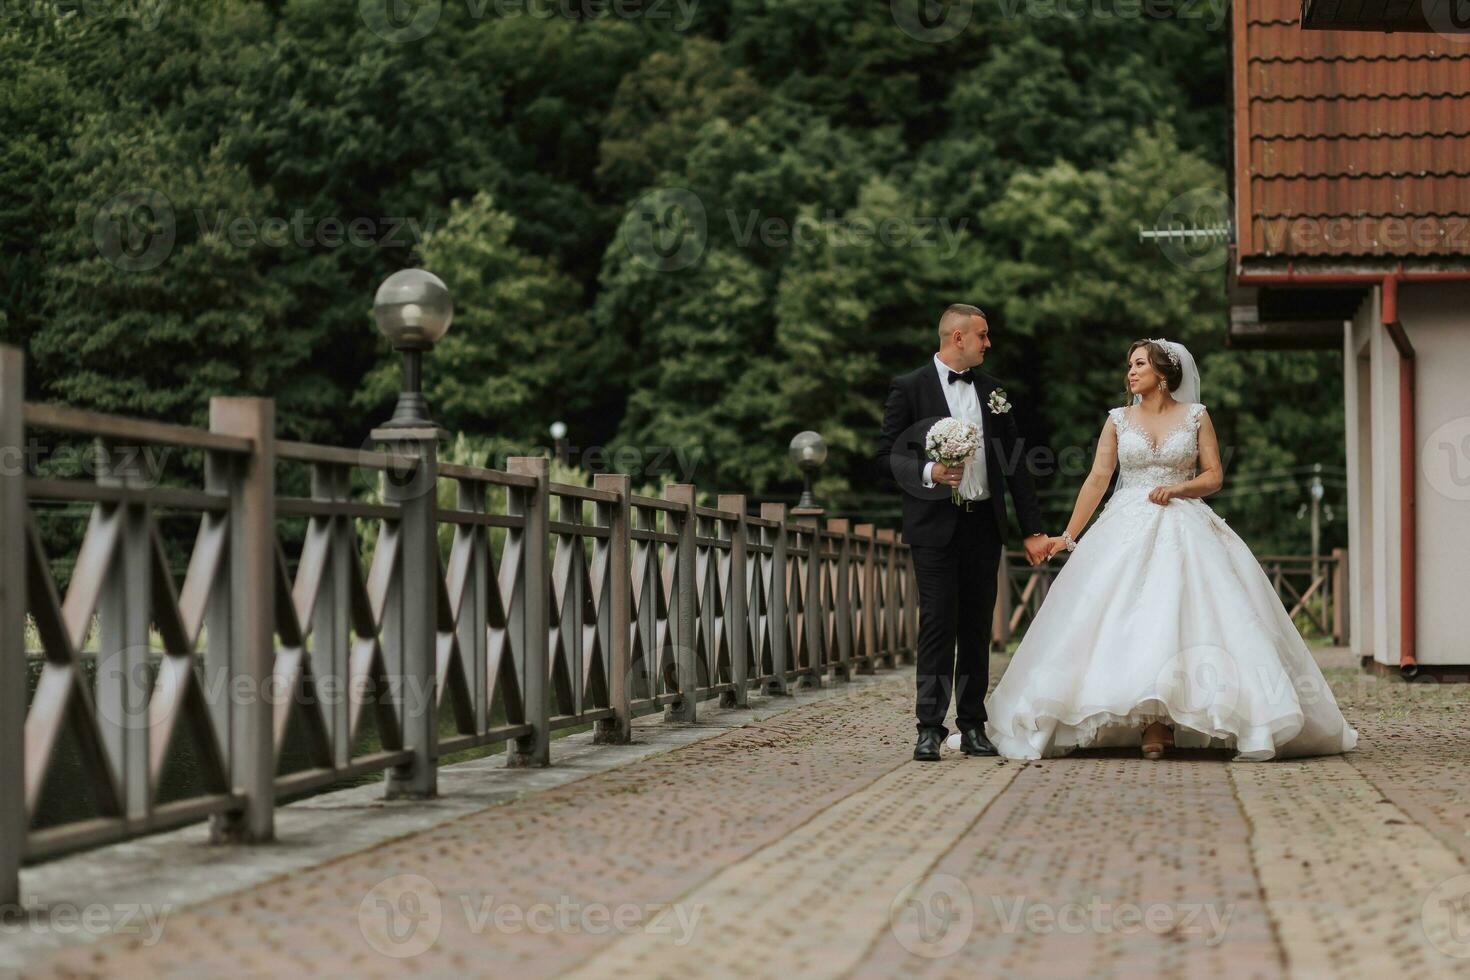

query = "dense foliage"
0;1;1344;552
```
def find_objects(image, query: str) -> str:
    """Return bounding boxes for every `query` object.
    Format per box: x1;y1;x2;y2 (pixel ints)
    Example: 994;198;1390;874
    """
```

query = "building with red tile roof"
1229;0;1470;675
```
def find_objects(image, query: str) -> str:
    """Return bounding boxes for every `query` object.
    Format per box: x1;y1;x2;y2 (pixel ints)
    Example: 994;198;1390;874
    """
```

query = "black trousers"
909;502;1002;734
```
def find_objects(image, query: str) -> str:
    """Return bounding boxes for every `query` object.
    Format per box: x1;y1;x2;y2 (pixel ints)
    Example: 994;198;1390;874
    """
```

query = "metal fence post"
507;457;550;766
827;519;853;683
207;398;277;842
1;347;26;906
760;503;790;695
852;524;876;674
315;463;354;770
377;429;440;797
993;550;1012;650
664;484;697;722
876;530;900;665
95;434;153;829
594;473;632;743
717;494;749;708
793;518;824;690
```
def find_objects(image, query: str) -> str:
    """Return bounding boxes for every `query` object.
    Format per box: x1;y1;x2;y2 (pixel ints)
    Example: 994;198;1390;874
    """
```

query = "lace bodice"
1108;402;1207;497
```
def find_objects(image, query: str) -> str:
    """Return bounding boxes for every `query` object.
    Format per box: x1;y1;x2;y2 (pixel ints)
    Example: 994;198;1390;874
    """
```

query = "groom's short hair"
938;303;986;341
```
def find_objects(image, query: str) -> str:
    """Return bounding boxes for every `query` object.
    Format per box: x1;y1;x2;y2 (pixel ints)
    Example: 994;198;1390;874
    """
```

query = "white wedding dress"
981;402;1358;761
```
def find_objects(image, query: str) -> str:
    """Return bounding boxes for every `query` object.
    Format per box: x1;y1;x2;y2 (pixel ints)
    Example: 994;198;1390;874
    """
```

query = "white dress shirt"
923;354;990;500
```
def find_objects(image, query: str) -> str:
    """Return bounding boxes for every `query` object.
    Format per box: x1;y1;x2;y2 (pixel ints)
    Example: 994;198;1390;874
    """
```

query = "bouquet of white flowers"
925;417;981;507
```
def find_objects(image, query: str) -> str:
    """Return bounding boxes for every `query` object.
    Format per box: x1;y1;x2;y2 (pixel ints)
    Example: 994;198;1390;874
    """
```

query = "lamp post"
369;268;451;801
373;268;453;430
789;430;827;516
550;420;567;464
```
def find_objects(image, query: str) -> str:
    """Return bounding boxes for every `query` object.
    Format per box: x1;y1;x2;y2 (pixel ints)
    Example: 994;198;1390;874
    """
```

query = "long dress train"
982;402;1357;761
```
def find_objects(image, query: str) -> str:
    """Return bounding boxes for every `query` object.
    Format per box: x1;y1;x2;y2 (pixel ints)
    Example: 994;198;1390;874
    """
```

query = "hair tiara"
1146;338;1181;368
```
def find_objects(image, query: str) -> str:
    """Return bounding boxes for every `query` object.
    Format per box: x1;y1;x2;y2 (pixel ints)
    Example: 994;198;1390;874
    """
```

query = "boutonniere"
987;388;1012;414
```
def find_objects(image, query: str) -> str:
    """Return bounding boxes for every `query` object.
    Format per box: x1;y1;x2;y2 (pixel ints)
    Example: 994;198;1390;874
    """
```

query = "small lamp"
374;269;453;429
789;430;827;514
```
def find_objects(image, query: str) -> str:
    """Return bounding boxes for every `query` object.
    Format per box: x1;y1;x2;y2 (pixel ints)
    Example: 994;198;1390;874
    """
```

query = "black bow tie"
947;370;974;385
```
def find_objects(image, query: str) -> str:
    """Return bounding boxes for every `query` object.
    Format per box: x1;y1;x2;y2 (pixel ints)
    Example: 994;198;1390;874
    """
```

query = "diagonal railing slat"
0;344;917;903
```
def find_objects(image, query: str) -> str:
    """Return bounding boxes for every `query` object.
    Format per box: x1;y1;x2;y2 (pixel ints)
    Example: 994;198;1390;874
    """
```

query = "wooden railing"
992;546;1348;647
0;345;917;904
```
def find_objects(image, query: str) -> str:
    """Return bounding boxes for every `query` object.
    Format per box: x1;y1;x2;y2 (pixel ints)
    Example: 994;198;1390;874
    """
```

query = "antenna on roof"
1138;221;1232;244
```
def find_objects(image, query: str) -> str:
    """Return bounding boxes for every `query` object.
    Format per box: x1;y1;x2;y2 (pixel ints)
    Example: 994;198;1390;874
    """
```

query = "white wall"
1345;292;1401;666
1399;282;1470;667
1344;281;1470;668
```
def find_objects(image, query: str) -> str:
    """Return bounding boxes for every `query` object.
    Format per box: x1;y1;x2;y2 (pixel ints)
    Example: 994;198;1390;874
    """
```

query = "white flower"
988;388;1012;414
925;416;980;464
925;417;981;508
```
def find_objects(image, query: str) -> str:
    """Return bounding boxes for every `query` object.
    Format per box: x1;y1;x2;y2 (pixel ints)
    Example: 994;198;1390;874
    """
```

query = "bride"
977;338;1357;761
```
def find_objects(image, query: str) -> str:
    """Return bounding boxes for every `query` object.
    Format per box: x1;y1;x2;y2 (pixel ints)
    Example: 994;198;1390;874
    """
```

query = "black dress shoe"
959;726;999;757
913;727;945;761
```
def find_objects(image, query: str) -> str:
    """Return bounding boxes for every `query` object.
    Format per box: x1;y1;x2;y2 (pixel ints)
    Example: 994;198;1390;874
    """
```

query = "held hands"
1148;484;1181;506
932;459;966;487
1022;533;1051;567
1022;535;1074;564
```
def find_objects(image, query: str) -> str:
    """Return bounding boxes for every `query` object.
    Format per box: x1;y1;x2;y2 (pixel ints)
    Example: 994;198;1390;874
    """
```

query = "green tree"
37;118;292;423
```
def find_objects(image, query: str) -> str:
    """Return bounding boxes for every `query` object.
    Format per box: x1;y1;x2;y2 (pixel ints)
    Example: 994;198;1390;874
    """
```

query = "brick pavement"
19;652;1470;978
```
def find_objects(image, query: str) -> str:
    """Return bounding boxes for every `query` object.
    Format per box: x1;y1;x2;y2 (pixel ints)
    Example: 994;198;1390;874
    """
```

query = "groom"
874;304;1050;761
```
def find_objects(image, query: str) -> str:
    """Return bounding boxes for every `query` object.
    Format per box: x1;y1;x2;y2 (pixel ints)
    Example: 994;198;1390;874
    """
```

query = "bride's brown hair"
1126;339;1184;394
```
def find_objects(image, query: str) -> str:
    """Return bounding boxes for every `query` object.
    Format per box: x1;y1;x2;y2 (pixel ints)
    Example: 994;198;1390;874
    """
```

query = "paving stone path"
23;651;1470;978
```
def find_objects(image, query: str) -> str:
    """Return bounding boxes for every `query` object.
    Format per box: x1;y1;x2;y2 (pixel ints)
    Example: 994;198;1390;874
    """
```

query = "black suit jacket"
874;362;1045;548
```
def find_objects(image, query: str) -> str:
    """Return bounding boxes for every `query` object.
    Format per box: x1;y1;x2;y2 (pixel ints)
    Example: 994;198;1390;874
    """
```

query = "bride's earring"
1160;380;1169;393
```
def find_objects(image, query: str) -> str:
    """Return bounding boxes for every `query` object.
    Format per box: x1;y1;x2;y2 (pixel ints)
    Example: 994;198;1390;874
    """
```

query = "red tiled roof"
1233;0;1470;259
